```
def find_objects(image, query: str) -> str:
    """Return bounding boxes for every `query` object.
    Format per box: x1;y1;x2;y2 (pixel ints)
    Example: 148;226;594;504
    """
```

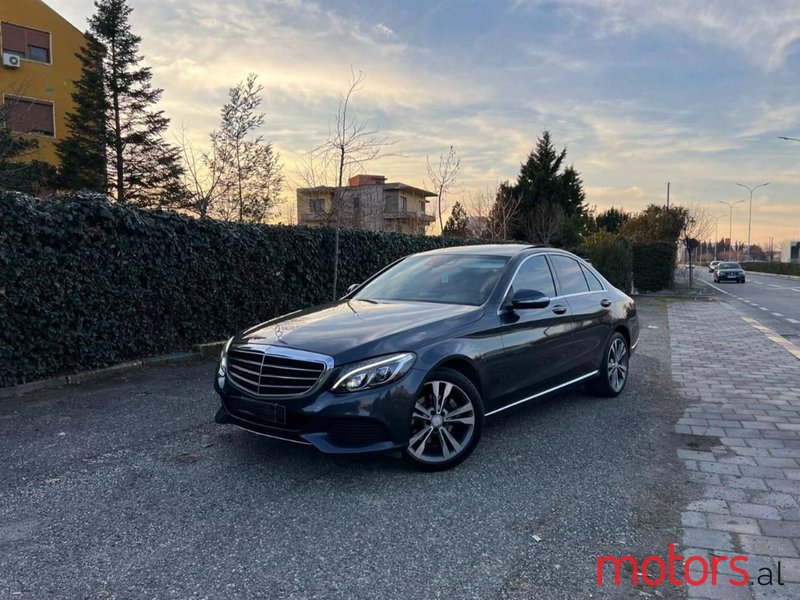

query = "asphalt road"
1;299;690;600
699;268;800;342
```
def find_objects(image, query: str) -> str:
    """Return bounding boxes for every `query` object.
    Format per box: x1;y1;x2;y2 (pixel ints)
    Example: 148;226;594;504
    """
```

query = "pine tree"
443;201;469;238
59;0;182;205
508;130;589;246
56;35;107;192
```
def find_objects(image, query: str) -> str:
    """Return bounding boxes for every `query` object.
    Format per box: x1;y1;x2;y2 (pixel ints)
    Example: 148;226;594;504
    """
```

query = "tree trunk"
110;41;125;203
332;145;345;301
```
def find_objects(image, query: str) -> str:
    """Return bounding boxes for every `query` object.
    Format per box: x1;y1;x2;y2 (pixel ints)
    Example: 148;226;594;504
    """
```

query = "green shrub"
741;261;800;276
0;193;489;386
631;241;676;292
576;231;632;291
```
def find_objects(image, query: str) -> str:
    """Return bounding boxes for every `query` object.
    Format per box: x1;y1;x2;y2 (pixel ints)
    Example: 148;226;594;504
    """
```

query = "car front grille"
227;346;329;397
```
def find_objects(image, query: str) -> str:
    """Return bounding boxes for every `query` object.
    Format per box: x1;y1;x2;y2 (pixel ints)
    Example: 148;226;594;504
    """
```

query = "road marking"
759;307;769;311
740;316;800;361
773;312;784;317
769;284;786;288
788;318;800;324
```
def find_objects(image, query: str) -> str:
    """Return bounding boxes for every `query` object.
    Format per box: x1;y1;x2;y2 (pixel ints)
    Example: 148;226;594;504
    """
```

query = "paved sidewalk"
671;299;800;599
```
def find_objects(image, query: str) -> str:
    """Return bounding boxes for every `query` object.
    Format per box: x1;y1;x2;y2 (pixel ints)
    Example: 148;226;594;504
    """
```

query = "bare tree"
303;68;393;300
484;184;522;240
679;203;716;288
524;201;565;244
427;145;460;236
175;125;232;218
176;74;283;222
212;74;284;223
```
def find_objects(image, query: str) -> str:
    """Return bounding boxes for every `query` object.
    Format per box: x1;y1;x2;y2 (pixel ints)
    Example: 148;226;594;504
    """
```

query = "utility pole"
719;200;744;260
666;181;670;208
735;182;769;261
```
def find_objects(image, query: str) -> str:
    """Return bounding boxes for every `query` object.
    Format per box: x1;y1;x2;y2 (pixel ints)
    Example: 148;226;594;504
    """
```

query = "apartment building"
297;174;437;235
1;0;86;167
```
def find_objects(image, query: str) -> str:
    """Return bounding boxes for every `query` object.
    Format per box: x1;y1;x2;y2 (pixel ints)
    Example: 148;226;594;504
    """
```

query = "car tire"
402;368;484;471
588;332;630;398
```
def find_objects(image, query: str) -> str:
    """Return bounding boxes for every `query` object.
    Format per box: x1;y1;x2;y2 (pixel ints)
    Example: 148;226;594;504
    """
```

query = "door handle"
600;299;612;308
552;304;567;315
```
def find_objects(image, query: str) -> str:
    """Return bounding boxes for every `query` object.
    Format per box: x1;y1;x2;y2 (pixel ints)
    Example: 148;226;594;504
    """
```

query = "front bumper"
214;366;427;454
717;272;744;281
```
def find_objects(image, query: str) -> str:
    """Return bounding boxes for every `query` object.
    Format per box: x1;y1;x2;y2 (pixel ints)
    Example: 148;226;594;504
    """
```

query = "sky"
47;0;800;245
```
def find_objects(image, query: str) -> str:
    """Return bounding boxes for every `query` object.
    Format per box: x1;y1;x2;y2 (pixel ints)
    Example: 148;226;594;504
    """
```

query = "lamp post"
718;200;744;260
735;182;769;260
711;213;725;261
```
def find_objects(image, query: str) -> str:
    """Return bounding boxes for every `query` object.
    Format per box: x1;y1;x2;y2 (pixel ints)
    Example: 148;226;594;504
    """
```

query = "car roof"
415;244;547;257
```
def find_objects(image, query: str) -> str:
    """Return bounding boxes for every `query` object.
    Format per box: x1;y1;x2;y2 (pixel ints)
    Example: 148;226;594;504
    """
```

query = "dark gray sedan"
713;261;746;283
214;245;639;470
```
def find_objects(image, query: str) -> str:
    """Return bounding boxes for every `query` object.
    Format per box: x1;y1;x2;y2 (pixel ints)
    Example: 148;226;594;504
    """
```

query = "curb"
0;341;226;399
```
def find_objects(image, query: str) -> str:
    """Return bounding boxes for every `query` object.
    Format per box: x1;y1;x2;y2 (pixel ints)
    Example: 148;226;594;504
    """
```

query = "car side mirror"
510;289;550;310
346;283;360;294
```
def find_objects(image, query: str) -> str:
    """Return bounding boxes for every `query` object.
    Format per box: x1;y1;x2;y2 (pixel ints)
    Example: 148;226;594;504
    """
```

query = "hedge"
576;231;632;292
0;193;488;387
631;241;676;292
741;261;800;276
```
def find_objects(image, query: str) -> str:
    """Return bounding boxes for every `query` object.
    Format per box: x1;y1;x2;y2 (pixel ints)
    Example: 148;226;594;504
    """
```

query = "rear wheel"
402;368;483;471
588;332;630;397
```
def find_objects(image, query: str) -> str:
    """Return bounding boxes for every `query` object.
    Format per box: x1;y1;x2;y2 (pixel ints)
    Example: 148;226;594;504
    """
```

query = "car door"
548;254;609;377
498;254;575;406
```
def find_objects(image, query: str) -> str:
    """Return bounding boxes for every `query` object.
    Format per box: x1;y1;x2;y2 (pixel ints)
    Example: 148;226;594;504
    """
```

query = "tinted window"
582;265;604;291
512;255;556;297
355;254;508;306
550;255;590;295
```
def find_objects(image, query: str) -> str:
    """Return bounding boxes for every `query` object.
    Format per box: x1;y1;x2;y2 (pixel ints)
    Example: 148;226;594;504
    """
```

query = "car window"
550;255;590;295
354;254;509;306
511;255;556;297
581;265;604;291
719;262;741;269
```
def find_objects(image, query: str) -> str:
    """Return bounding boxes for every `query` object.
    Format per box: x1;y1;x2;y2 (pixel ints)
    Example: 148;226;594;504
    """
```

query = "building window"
399;195;408;212
419;201;425;213
1;23;51;64
310;198;325;214
27;45;49;63
4;96;55;136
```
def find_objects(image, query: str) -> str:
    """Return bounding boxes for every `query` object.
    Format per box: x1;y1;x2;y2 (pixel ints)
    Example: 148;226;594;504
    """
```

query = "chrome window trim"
496;251;607;315
227;343;334;399
485;371;599;416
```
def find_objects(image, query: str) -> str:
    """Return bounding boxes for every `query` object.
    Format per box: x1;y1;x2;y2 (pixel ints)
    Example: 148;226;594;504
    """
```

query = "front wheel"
402;368;484;471
588;332;630;397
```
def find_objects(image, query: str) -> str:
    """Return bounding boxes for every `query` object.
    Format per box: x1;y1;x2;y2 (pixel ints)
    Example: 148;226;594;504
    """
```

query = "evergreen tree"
508;130;589;247
56;35;107;192
58;0;182;205
443;201;469;238
595;207;630;234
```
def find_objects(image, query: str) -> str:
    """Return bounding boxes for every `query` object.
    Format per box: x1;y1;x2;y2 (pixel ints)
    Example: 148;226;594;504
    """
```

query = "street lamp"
718;200;744;260
711;213;725;261
735;182;769;260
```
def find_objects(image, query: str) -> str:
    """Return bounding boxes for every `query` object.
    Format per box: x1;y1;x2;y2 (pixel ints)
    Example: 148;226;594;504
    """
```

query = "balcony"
383;210;436;222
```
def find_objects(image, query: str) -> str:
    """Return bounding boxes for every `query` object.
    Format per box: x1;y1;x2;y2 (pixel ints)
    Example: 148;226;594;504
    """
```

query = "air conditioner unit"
2;52;21;68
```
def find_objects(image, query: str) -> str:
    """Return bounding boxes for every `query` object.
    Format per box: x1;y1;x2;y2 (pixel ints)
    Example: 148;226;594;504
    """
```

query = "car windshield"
719;262;741;269
354;254;509;306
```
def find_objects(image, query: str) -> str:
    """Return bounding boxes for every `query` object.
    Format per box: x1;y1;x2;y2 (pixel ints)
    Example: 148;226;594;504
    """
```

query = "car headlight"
332;352;416;392
218;336;234;376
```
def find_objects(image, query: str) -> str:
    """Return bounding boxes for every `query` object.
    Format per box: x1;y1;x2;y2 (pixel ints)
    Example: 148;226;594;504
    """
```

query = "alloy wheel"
407;380;476;465
607;337;628;393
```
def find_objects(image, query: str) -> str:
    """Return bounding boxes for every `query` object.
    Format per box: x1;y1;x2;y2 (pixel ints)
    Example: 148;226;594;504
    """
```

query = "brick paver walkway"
670;300;800;599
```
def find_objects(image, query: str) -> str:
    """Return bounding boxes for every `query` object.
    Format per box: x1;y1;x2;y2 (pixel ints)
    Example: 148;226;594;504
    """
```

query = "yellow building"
1;0;86;167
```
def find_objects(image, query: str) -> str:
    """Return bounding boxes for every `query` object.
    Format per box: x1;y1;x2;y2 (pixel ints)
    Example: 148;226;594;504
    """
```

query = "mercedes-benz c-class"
214;244;639;470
